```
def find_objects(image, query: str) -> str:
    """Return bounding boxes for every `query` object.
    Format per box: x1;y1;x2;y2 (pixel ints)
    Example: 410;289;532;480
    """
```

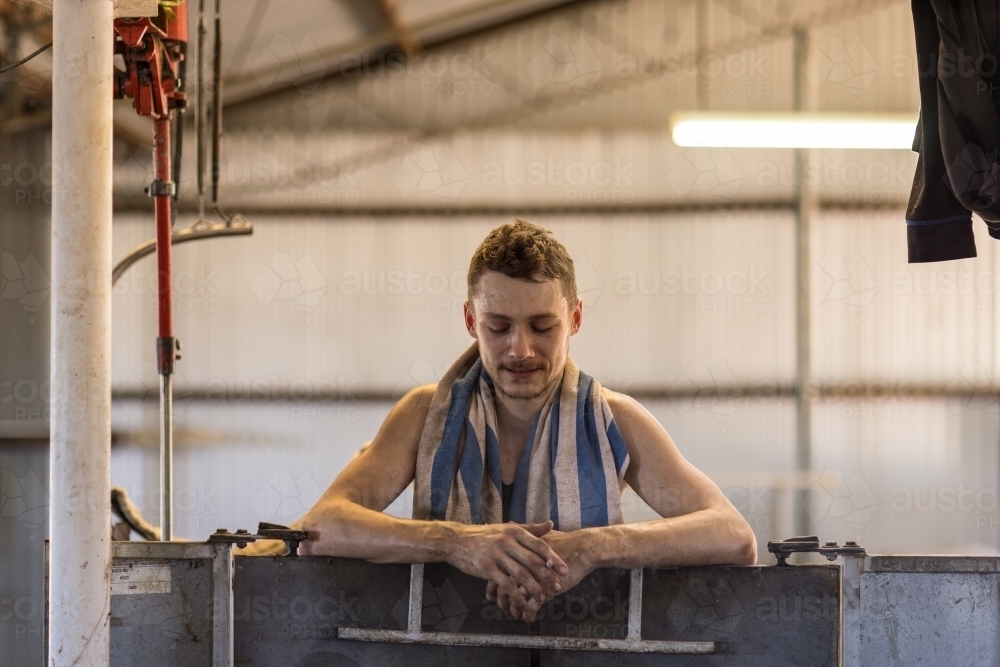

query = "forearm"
300;497;458;564
577;507;757;570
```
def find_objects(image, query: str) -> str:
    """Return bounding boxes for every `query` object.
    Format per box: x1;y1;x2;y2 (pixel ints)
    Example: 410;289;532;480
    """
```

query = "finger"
485;580;498;602
499;580;527;619
521;520;553;537
523;595;544;624
507;548;562;599
502;540;557;589
498;555;546;600
514;529;569;576
496;585;511;616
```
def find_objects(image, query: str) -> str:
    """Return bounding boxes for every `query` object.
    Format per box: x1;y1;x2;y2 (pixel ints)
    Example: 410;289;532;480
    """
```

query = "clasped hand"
450;520;594;623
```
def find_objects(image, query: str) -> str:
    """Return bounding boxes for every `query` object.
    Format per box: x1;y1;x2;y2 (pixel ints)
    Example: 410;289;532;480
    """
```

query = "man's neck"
493;380;560;438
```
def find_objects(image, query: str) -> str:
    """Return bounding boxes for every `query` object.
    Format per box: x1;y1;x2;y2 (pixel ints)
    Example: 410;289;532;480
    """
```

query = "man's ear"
463;301;478;338
570;297;583;335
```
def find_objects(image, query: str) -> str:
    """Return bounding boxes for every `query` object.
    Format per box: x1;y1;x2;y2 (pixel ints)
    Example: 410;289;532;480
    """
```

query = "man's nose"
508;326;534;359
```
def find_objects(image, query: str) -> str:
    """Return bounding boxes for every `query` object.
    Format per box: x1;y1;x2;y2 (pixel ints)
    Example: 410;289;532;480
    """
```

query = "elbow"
299;500;347;555
730;515;757;565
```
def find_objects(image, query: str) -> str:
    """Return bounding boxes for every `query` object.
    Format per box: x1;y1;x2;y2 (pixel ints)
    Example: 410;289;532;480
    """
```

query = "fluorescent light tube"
670;112;919;149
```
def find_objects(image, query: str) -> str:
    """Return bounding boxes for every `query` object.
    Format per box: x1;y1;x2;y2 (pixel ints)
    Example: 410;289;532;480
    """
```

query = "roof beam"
223;0;586;106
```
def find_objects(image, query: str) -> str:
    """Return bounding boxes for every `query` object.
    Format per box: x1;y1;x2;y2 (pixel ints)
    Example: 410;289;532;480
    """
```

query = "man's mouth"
502;367;542;379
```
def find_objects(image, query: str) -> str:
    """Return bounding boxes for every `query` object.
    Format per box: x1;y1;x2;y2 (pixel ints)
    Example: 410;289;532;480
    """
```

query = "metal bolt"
825;541;837;547
845;541;858;546
214;528;228;534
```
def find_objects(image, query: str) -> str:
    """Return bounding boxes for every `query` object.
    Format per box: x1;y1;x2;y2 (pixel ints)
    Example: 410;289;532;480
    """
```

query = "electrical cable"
0;40;52;74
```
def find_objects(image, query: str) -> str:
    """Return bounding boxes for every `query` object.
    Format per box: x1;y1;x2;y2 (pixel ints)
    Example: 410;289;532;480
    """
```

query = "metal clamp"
208;522;309;556
145;180;177;197
767;536;866;566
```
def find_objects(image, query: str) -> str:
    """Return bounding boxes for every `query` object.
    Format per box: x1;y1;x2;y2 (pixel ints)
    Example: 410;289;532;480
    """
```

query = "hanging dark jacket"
906;0;1000;263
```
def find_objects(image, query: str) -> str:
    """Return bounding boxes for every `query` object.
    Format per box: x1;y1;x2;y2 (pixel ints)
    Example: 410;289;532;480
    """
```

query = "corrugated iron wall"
103;0;1000;559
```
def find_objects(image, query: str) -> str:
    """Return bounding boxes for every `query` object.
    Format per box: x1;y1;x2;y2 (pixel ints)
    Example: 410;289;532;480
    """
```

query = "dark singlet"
501;482;514;523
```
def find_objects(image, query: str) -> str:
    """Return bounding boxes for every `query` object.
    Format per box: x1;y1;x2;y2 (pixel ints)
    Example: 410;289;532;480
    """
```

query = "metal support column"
49;0;115;665
793;26;817;538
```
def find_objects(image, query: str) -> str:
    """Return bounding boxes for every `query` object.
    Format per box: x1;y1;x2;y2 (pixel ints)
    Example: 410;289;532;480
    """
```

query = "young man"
300;219;756;623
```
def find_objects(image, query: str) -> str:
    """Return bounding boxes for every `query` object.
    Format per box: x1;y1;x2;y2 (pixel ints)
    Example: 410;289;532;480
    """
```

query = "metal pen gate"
45;536;1000;666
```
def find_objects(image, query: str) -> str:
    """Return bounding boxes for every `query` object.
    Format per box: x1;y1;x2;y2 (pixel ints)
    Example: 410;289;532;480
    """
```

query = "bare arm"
299;384;450;562
565;390;758;570
487;390;757;620
299;384;568;619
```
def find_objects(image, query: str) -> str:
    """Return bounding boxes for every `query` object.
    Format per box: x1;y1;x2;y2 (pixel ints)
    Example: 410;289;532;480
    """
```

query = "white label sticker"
110;560;172;595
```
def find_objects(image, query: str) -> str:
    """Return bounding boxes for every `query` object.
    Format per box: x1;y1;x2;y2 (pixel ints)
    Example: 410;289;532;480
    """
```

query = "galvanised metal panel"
608;564;842;667
110;556;214;667
233;557;528;666
860;557;1000;667
233;558;840;667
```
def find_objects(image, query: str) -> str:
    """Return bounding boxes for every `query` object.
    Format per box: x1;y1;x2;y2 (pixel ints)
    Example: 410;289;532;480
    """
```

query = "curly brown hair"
467;219;578;307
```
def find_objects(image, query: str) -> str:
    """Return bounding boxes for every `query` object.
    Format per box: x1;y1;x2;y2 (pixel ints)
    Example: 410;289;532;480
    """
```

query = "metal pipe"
111;216;253;286
211;0;222;206
49;0;114;665
337;628;716;654
792;26;816;539
159;374;174;540
153;117;176;541
196;0;206;219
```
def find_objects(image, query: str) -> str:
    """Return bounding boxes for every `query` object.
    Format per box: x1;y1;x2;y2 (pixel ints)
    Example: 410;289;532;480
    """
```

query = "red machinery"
111;1;251;541
113;3;187;542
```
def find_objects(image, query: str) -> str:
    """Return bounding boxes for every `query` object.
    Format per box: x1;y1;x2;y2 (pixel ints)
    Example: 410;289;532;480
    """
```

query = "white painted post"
49;0;114;665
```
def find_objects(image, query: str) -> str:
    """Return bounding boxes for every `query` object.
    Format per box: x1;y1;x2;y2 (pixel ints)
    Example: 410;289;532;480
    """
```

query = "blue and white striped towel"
413;343;629;530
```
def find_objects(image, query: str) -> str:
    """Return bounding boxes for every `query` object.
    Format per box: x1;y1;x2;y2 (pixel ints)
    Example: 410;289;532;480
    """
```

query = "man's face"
464;271;582;401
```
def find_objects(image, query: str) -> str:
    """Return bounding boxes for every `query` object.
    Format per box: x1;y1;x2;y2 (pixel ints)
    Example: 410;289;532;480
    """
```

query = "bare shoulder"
600;387;653;430
380;383;437;437
600;386;639;410
401;382;438;410
599;386;681;461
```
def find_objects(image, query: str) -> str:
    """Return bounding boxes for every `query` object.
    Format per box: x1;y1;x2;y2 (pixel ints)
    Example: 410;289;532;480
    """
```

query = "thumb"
521;520;554;537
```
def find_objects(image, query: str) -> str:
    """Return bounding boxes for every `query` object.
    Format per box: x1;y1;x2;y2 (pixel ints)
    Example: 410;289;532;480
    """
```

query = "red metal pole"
153;118;173;342
153;117;176;541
